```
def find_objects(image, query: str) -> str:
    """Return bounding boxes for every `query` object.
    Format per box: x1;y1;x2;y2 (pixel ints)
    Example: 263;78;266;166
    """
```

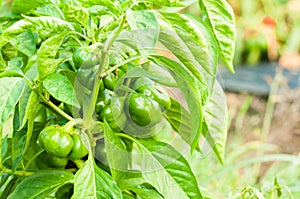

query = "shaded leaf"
18;85;32;128
202;81;228;164
20;90;39;128
104;120;128;182
129;186;163;199
165;98;193;145
126;10;159;56
149;55;202;152
8;170;74;199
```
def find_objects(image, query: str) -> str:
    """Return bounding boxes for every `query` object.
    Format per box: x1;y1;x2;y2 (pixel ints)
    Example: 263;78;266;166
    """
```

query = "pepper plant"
0;0;235;198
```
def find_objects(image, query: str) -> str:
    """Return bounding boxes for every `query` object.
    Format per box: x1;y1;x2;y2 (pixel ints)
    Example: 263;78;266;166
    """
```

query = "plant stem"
37;92;73;121
84;15;126;122
0;166;34;176
99;56;141;79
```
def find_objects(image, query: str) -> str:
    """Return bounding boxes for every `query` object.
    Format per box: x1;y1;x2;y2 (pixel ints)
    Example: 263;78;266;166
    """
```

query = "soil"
226;86;300;179
226;87;300;155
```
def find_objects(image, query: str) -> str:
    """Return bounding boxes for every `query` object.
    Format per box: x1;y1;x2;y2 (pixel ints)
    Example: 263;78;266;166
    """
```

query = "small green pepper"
132;78;171;111
68;134;88;160
126;93;162;127
76;67;97;89
38;126;73;158
73;46;101;69
102;97;126;132
103;68;125;91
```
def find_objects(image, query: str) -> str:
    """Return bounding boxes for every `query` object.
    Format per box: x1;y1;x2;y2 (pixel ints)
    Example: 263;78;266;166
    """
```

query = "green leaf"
122;0;182;10
149;56;202;152
18;85;32;128
78;0;120;15
129;186;163;199
137;140;202;199
62;3;89;30
11;108;27;171
23;16;75;40
0;20;32;47
126;10;159;56
9;30;36;57
165;98;194;145
20;90;39;129
0;65;24;78
103;120;128;182
202;81;228;164
118;171;145;190
0;77;25;126
199;0;236;72
43;73;79;107
35;4;63;18
0;176;18;199
73;156;122;199
158;12;218;93
37;32;69;79
8;170;74;199
11;0;49;14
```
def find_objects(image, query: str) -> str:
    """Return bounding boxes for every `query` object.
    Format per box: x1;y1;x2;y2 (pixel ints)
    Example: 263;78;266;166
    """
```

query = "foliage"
0;0;235;198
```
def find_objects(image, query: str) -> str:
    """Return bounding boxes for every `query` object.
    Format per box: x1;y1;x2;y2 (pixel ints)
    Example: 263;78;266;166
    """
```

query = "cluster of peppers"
97;70;172;136
37;46;172;168
37;125;88;168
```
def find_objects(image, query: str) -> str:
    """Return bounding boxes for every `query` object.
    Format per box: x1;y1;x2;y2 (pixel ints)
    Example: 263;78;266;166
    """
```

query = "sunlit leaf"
199;0;235;72
37;32;69;79
73;156;122;199
43;73;79;107
0;77;25;126
136;139;203;199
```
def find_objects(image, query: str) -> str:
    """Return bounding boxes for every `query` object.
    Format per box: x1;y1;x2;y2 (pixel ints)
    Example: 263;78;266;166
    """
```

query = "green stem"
116;133;147;152
103;14;126;52
72;159;85;169
37;92;73;121
84;15;126;122
24;149;45;171
0;166;34;176
99;56;142;79
70;31;91;43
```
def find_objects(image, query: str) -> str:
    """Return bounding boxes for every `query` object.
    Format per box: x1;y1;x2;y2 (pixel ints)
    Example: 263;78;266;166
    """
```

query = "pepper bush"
0;0;235;198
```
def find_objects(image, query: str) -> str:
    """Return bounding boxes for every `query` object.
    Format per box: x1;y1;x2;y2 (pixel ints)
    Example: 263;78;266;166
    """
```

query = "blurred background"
184;0;300;198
